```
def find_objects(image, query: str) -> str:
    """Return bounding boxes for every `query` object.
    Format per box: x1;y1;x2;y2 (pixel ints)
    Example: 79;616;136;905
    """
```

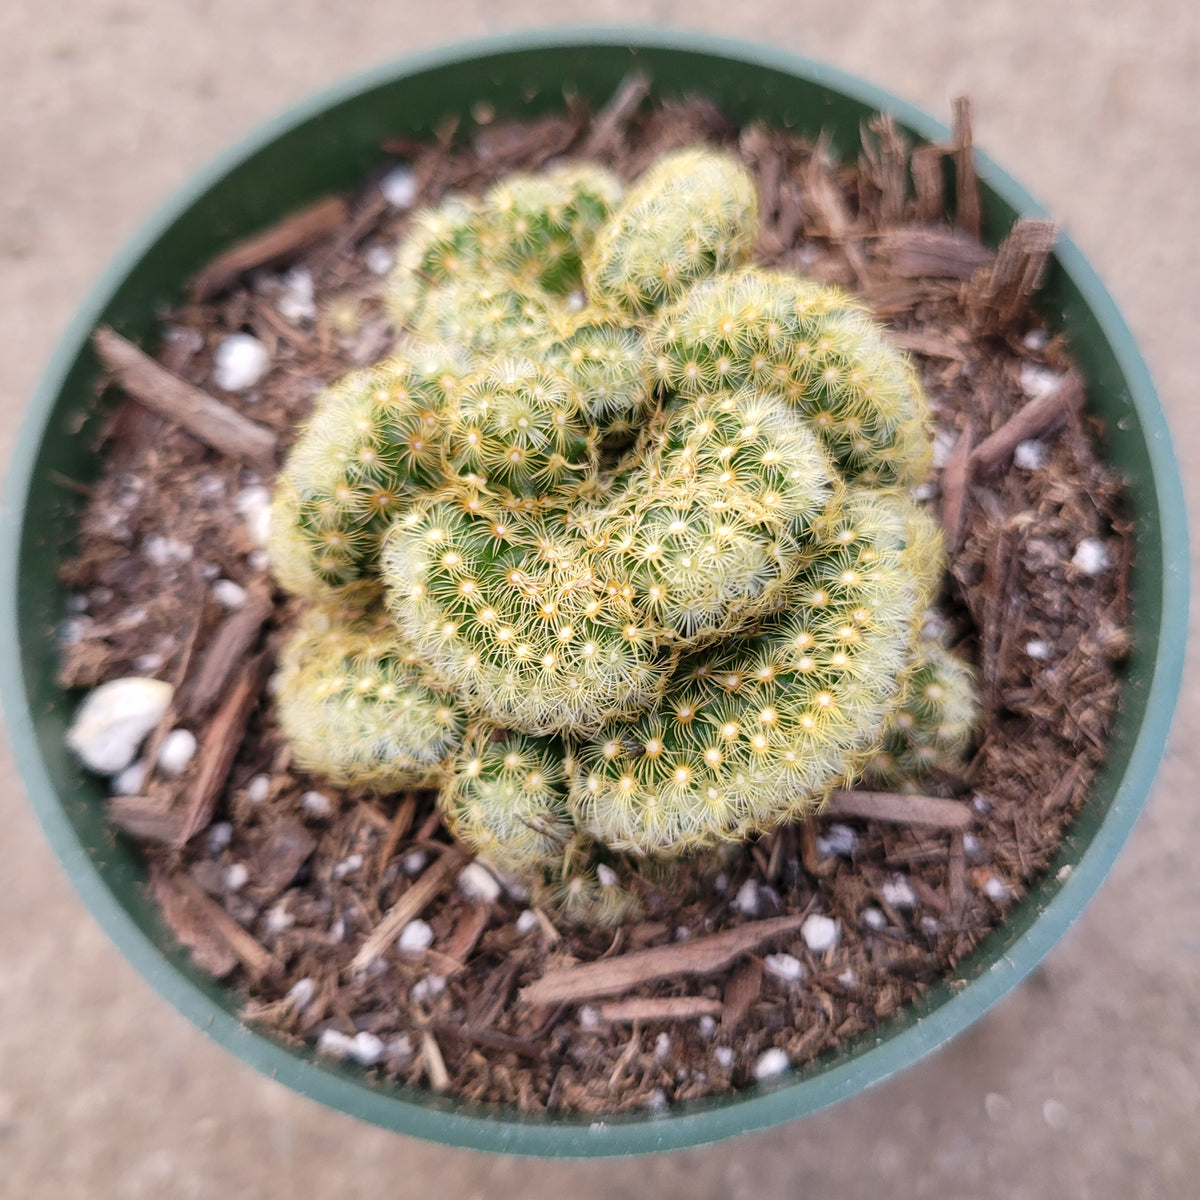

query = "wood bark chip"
968;218;1058;335
825;789;974;831
189;195;348;300
348;848;466;975
109;795;186;845
952;97;983;239
93;328;277;471
175;653;269;847
909;144;947;224
804;148;872;287
876;227;992;279
443;904;493;971
598;996;724;1023
581;72;650;158
720;958;764;1033
180;581;275;721
941;421;976;553
970;371;1085;476
519;915;807;1007
859;114;909;226
375;792;418;881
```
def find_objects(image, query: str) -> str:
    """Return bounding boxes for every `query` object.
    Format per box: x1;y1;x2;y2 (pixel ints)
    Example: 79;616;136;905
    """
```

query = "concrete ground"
2;2;1197;1196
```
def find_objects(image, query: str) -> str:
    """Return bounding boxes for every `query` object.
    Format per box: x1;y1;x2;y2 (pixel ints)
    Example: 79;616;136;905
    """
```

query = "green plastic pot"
2;28;1187;1158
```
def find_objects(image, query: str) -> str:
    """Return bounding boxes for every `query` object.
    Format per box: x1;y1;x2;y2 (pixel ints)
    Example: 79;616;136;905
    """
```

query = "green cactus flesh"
439;727;575;875
569;489;933;854
862;639;979;792
266;143;977;922
381;495;672;737
269;345;465;593
650;269;932;486
584;147;759;317
275;593;465;789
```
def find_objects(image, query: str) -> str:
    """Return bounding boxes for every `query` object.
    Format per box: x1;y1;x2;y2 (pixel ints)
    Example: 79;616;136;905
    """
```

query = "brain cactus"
268;144;978;923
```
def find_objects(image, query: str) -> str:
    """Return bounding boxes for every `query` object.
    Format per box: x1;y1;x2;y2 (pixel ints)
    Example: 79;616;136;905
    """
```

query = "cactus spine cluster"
269;145;978;921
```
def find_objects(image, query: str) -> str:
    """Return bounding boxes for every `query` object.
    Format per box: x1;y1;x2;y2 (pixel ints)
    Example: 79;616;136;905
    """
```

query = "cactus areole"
269;147;978;920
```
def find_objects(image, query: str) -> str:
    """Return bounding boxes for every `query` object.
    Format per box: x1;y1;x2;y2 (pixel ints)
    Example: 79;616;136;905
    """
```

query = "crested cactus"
275;588;465;789
584;147;759;317
439;727;575;875
649;269;932;486
381;494;671;736
861;638;979;792
268;344;466;594
269;140;978;924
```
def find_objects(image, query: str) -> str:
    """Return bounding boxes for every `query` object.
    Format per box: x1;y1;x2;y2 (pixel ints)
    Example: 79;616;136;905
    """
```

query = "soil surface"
59;89;1129;1116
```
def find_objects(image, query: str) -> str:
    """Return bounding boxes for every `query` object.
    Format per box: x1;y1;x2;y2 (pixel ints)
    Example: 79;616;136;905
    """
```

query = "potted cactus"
1;31;1186;1156
268;145;975;920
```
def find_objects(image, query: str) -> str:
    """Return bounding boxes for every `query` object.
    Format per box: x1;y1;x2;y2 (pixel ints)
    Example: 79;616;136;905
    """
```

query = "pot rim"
1;25;1188;1158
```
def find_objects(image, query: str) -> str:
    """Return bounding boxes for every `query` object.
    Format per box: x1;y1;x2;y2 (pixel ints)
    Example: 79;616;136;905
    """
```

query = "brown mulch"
57;87;1130;1116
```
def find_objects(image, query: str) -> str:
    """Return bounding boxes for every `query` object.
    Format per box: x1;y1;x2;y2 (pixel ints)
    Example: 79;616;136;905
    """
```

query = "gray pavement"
2;3;1197;1197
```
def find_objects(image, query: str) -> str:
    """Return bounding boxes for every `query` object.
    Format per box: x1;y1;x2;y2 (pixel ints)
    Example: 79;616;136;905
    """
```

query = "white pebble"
350;1031;385;1067
386;1034;415;1066
654;1032;672;1061
246;774;271;803
133;652;166;674
287;977;316;1010
213;333;270;391
881;877;918;909
566;289;587;313
110;761;148;796
763;953;805;983
962;833;984;861
912;481;938;502
397;919;434;955
1020;362;1064;399
206;821;233;853
1013;439;1047;470
411;975;446;1005
211;579;248;610
458;862;501;904
400;848;428;875
861;907;888;931
142;535;193;566
276;266;316;323
157;728;197;777
713;1046;736;1070
817;823;857;858
983;876;1010;902
264;904;294;933
801;913;840;954
697;1015;717;1040
224;863;249;891
1042;1098;1070;1130
920;915;941;939
931;429;958;469
364;244;395;275
380;164;418;208
66;677;174;775
731;879;760;917
235;486;272;547
577;1005;605;1032
515;910;540;936
302;790;333;817
837;969;857;989
1072;538;1110;575
316;1029;357;1060
596;863;618;888
753;1048;791;1081
646;1089;669;1114
674;926;690;942
1022;329;1050;351
971;793;993;816
713;872;729;895
332;853;364;880
65;593;89;614
1025;639;1052;660
246;549;271;572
